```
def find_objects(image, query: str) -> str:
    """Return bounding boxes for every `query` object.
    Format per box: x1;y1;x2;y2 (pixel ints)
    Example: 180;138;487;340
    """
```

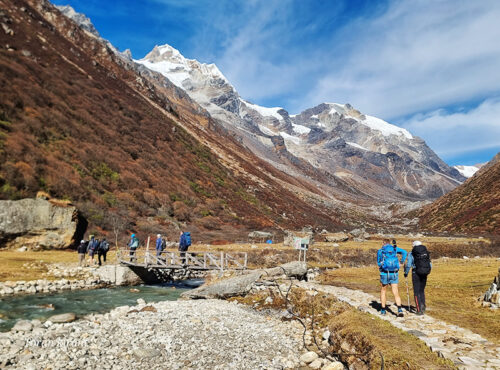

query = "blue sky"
52;0;500;166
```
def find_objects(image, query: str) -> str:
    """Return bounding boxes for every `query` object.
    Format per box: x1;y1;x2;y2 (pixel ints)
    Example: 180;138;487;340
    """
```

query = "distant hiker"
87;236;99;266
178;231;191;266
405;241;431;315
77;240;87;267
98;238;110;266
128;233;139;262
155;234;163;259
377;238;408;317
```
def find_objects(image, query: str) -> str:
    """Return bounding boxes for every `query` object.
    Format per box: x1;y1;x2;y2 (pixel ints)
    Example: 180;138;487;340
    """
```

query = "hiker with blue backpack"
178;231;191;266
377;238;408;317
87;235;99;266
404;241;432;315
128;233;139;262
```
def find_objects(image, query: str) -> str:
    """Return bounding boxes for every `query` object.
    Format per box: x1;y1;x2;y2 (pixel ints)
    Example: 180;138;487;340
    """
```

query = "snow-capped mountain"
136;44;465;201
453;164;484;178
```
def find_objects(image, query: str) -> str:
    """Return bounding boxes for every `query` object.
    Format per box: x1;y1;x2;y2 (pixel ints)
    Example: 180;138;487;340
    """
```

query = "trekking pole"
404;277;410;312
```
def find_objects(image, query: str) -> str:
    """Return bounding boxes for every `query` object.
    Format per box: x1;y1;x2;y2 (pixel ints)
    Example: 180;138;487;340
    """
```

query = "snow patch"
292;123;311;135
258;124;277;136
454;165;480;178
280;132;301;145
347;142;369;151
363;115;413;139
243;100;284;121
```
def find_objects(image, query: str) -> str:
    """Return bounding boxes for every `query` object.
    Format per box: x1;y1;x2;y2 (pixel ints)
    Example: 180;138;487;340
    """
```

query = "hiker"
405;241;432;315
77;239;87;267
377;238;408;317
87;235;99;266
155;234;163;260
128;233;139;262
98;238;110;266
178;231;191;266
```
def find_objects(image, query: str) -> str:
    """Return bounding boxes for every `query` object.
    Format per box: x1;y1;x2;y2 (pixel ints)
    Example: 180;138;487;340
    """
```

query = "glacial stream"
0;279;203;331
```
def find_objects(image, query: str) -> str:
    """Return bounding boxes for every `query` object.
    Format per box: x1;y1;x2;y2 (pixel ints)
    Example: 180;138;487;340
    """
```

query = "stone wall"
0;197;86;249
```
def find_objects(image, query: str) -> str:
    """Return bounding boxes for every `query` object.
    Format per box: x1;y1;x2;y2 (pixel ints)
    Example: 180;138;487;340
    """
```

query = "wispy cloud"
402;97;500;161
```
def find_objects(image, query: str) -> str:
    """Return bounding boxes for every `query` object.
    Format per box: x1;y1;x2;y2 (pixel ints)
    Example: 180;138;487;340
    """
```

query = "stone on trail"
299;351;318;364
132;348;161;359
308;358;323;369
47;313;76;323
12;320;33;332
322;362;344;370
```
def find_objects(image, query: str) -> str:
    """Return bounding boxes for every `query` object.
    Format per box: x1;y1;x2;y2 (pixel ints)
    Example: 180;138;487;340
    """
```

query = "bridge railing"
117;247;247;271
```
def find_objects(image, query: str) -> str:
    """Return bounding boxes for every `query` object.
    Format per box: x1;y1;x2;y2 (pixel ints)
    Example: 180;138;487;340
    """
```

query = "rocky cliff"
0;197;85;249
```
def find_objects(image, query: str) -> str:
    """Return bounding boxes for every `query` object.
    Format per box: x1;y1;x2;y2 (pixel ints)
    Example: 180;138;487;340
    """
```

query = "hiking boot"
416;310;424;316
397;308;404;317
380;309;386;315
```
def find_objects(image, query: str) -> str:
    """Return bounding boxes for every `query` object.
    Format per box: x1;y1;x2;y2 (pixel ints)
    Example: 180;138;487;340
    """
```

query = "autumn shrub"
173;201;191;221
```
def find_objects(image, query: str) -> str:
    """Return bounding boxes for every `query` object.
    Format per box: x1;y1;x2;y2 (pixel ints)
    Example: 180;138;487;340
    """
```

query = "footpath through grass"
319;257;500;344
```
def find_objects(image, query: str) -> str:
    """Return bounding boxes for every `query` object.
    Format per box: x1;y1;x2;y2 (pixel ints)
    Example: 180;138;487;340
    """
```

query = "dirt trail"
297;282;500;369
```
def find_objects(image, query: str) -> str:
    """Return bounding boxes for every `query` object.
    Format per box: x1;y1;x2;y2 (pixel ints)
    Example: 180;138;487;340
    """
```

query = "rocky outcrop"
181;261;307;299
0;197;86;249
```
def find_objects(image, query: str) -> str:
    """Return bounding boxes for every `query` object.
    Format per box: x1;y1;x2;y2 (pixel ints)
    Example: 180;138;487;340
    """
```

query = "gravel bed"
1;299;305;369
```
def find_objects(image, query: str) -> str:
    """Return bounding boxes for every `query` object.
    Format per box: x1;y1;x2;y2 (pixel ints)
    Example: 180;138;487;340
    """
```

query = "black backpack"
160;238;166;251
412;245;431;275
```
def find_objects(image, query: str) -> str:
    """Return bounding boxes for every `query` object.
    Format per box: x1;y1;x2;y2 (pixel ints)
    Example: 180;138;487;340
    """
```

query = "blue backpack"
381;244;400;272
184;232;191;247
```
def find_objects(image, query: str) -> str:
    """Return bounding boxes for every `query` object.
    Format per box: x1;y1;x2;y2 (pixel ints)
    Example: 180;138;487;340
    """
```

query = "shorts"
380;271;399;285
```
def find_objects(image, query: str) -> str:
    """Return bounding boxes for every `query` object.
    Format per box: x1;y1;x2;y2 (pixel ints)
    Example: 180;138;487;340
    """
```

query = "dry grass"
231;288;453;369
319;257;500;344
0;249;118;281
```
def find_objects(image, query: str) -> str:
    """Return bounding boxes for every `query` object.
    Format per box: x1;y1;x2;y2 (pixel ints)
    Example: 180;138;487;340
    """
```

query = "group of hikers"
127;231;192;264
77;235;110;267
377;238;431;316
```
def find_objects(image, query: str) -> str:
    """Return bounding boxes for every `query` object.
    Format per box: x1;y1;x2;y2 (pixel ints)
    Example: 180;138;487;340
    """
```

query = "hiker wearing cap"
155;234;163;259
377;238;408;317
128;233;139;262
77;239;87;266
405;241;432;315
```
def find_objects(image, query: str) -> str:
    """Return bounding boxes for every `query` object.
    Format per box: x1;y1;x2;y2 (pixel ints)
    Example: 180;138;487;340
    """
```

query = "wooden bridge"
117;248;248;272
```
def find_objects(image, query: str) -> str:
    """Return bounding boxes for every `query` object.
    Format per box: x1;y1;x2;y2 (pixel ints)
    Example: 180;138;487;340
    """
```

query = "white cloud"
401;98;500;157
305;0;500;120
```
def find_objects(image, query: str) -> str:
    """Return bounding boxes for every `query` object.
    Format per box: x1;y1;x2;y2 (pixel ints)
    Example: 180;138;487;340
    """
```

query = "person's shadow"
369;300;415;315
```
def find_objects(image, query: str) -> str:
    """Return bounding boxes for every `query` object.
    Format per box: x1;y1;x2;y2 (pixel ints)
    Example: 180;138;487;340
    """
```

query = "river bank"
1;299;310;369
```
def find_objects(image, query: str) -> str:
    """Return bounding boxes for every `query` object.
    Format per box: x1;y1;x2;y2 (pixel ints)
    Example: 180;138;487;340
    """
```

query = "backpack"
380;244;400;272
412;245;431;275
130;237;139;249
184;232;191;247
100;241;109;252
160;238;166;251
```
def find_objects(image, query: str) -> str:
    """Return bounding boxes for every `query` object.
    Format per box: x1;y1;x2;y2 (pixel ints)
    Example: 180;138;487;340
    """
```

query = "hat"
157;234;161;238
413;240;422;247
81;240;85;243
131;233;135;238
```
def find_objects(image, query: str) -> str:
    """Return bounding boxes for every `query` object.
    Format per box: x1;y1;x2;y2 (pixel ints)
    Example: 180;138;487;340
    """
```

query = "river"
0;279;203;331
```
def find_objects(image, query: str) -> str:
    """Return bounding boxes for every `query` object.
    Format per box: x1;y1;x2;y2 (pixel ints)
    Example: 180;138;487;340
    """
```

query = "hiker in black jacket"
77;240;87;267
405;241;432;315
97;238;109;266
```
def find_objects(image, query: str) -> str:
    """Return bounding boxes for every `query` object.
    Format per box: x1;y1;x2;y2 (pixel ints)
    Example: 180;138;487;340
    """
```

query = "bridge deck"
117;248;247;272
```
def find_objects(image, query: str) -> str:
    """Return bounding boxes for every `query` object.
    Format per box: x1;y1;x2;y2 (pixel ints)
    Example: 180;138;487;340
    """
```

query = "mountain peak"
56;5;99;37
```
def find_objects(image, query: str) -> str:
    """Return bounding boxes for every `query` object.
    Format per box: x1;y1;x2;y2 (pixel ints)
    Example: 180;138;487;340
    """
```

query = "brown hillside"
418;153;500;235
0;0;343;243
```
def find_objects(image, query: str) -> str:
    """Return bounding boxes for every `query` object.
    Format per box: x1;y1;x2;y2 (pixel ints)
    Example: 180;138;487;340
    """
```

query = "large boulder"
0;197;86;249
181;271;263;299
181;262;307;299
324;232;349;243
94;265;143;286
